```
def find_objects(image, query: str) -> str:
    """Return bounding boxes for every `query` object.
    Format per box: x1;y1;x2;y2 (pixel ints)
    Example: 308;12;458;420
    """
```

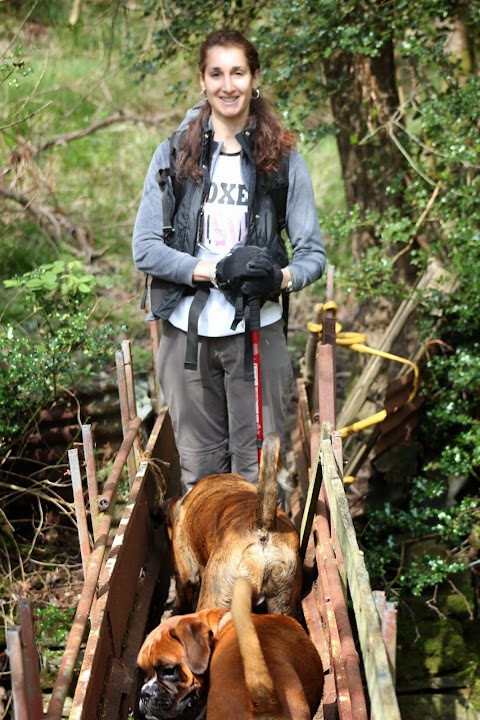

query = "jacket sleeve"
132;140;199;287
285;151;327;291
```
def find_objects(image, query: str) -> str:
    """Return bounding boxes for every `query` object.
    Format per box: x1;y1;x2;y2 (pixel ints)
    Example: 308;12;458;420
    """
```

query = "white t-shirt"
168;152;281;336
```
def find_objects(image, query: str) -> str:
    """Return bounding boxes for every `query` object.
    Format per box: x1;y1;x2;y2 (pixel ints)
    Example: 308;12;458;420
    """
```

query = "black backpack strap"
184;285;211;370
281;290;289;339
140;275;149;310
263;154;289;231
154;130;188;242
154;166;173;240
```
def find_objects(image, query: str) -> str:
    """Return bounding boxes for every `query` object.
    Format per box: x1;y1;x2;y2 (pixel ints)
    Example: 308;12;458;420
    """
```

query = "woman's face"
200;45;259;129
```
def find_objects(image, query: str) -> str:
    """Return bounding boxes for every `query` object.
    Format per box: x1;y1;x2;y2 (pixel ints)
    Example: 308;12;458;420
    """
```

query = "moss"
398;692;478;720
396;617;467;682
423;620;467;675
436;570;475;619
470;676;480;711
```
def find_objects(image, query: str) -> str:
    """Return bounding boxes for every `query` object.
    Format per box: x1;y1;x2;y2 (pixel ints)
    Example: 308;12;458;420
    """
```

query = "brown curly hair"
177;29;296;182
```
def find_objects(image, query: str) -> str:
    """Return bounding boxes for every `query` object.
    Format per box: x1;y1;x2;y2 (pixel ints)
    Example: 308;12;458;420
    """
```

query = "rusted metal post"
69;448;91;578
97;416;142;511
122;340;143;462
317;343;336;430
44;510;113;720
373;591;398;684
18;599;43;719
121;340;137;420
149;319;163;413
43;418;144;720
7;626;28;720
116;350;137;486
303;302;324;391
300;445;323;560
82;424;100;541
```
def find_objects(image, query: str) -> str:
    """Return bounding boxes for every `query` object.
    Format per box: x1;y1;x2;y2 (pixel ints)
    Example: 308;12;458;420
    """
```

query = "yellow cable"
305;310;420;442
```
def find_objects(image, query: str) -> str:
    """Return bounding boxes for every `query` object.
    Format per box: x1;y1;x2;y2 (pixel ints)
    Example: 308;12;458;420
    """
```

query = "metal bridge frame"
7;311;401;719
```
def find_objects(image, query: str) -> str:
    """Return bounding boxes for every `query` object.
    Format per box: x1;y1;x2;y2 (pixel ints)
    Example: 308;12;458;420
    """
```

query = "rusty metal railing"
6;340;145;720
297;280;401;720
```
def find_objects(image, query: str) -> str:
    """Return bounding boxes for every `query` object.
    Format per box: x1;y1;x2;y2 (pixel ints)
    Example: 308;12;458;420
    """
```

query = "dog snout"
139;678;174;718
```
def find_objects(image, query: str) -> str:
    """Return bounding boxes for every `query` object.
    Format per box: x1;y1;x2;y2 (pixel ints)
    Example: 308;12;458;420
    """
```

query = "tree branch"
35;109;180;155
0;186;92;255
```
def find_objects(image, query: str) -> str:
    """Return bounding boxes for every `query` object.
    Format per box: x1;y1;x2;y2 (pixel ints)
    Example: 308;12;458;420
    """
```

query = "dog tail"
256;432;282;532
231;576;281;716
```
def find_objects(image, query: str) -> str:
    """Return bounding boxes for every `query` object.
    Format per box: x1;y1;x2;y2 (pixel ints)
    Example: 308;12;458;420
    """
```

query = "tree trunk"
323;36;406;262
323;34;417;349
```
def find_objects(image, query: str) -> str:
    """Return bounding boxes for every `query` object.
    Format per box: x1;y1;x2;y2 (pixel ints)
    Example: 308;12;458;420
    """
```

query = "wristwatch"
209;262;220;289
285;267;294;293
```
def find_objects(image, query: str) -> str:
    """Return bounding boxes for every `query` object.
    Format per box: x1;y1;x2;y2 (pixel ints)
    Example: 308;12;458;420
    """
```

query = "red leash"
250;298;263;466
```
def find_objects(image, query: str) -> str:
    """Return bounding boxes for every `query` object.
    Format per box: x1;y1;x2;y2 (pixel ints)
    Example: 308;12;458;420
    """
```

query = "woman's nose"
222;75;233;92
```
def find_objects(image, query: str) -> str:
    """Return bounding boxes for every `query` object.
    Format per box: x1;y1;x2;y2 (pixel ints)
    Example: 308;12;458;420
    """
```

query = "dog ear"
175;620;213;675
137;630;156;674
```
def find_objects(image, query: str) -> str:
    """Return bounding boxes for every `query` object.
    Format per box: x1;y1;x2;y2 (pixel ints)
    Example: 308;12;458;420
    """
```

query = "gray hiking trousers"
157;319;293;493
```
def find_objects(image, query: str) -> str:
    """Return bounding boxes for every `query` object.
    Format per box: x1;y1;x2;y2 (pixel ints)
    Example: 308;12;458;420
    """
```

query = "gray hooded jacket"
132;110;326;320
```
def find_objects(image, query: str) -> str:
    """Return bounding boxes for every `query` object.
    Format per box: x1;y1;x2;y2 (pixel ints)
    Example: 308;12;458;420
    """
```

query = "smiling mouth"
220;97;238;103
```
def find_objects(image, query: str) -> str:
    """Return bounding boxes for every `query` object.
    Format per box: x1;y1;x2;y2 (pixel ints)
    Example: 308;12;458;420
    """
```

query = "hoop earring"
252;87;260;99
200;89;206;98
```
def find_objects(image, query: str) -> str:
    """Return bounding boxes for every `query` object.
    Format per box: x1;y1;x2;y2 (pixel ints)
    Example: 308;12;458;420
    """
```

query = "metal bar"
317;343;336;429
121;340;138;422
82;424;100;541
70;408;174;720
148;319;162;413
303;302;324;390
384;602;398;683
18;599;43;719
45;417;143;720
316;485;360;720
97;416;142;511
116;351;137;485
299;448;323;561
373;591;398;684
320;423;401;720
44;509;113;720
332;432;347;594
302;581;334;719
7;626;28;720
116;351;130;436
122;340;143;463
69;448;91;578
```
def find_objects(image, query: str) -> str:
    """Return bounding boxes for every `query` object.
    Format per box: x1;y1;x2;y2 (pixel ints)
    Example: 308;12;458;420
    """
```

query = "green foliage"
35;604;76;646
361;479;478;597
0;260;122;451
0;43;33;90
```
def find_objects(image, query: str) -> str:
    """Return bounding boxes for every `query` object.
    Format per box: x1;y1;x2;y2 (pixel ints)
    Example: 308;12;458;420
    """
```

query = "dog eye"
156;665;180;680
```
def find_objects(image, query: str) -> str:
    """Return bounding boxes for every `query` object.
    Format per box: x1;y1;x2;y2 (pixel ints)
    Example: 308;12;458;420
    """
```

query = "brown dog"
137;579;324;720
137;607;228;720
207;576;324;719
164;432;302;615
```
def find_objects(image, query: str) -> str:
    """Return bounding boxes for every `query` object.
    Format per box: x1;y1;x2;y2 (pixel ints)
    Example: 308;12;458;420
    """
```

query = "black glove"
215;246;273;291
240;265;283;298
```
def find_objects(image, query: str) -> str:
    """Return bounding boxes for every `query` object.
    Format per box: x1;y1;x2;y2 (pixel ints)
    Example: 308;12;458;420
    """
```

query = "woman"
133;29;326;494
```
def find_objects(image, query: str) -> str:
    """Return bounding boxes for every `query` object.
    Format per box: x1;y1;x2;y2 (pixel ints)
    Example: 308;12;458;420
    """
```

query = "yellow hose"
306;310;420;440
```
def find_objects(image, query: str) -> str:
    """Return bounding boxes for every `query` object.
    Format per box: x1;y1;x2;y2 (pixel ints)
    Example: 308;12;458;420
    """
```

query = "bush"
1;260;123;453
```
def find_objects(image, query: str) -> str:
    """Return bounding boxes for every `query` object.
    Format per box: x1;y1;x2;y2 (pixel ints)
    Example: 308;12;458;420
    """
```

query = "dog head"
137;611;225;719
